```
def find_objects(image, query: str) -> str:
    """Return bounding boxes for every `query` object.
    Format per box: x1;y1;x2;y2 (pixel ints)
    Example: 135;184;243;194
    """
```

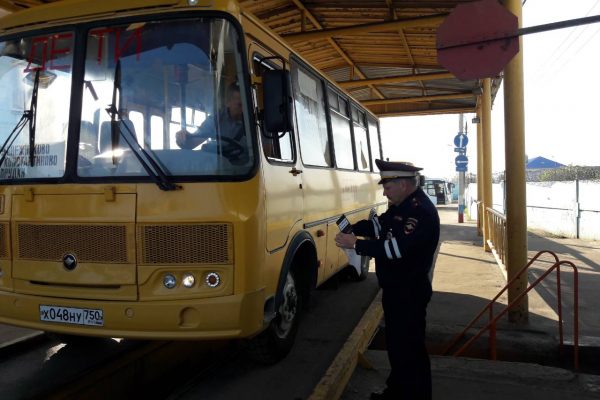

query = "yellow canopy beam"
288;0;385;99
375;107;475;118
362;92;473;106
282;14;446;42
339;72;454;88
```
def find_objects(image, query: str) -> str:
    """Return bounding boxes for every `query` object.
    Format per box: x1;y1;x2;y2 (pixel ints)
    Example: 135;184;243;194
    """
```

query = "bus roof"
0;0;240;33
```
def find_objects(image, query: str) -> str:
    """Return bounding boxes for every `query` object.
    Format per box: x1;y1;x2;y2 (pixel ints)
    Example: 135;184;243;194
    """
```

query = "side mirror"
262;69;293;133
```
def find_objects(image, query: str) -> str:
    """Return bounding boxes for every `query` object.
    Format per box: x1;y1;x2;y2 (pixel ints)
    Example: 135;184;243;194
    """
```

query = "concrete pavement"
343;351;600;400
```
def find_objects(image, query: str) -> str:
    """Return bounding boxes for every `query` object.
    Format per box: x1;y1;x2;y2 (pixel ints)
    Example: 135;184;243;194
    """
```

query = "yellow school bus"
0;0;385;362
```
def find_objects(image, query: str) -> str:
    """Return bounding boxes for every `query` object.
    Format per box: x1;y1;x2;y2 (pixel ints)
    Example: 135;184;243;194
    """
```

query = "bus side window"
367;116;381;172
291;60;331;168
328;90;354;170
352;106;369;171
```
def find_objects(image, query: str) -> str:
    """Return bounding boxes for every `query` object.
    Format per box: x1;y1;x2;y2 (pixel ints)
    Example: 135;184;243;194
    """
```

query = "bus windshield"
0;17;253;182
0;31;73;179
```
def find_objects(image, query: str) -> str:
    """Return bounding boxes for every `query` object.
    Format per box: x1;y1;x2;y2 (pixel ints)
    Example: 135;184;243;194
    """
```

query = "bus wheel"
247;271;301;364
350;255;371;281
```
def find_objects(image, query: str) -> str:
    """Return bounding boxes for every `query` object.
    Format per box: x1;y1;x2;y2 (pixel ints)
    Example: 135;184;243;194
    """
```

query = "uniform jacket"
354;188;440;293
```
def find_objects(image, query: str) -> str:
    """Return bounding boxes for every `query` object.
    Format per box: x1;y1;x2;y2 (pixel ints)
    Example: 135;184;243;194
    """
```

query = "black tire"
350;255;371;281
247;271;301;364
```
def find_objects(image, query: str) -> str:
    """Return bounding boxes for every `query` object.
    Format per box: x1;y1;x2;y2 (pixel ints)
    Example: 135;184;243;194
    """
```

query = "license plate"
40;305;104;327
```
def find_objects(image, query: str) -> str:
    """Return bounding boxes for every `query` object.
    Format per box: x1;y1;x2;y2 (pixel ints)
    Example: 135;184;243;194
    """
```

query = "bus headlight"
182;273;196;288
163;274;177;289
205;272;221;288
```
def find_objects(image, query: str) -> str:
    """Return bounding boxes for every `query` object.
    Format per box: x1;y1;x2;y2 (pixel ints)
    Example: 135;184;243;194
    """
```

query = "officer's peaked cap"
376;159;422;184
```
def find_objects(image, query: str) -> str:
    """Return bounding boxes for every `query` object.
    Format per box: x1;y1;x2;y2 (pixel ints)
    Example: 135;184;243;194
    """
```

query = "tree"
539;166;600;181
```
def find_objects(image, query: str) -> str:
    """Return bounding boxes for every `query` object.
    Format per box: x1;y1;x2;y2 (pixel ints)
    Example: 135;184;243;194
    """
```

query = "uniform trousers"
382;287;432;400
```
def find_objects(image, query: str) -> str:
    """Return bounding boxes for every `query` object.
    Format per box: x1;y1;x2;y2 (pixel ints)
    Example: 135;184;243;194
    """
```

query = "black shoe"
370;389;398;399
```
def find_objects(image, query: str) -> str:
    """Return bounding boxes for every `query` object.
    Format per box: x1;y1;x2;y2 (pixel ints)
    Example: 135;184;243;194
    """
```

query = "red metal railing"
442;250;580;369
486;207;507;268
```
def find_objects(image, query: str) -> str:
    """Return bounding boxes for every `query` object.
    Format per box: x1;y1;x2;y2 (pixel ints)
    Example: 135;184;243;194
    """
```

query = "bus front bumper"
0;289;265;340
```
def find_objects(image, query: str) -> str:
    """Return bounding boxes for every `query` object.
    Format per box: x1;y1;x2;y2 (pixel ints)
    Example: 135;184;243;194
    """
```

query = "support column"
482;79;493;252
503;0;528;323
476;105;483;236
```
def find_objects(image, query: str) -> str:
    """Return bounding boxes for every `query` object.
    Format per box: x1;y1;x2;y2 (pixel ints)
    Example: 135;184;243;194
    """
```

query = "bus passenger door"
261;135;303;251
250;52;303;251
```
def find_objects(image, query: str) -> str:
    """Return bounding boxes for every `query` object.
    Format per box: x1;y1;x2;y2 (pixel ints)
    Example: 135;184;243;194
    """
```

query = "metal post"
458;113;465;223
575;178;580;239
503;0;528;323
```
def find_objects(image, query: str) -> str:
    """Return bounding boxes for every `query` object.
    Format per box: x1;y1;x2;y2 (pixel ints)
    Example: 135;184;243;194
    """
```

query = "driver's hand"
175;129;190;149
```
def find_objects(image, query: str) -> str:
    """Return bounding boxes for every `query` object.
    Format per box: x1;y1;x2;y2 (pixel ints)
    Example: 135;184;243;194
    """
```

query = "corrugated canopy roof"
0;0;502;118
238;0;503;117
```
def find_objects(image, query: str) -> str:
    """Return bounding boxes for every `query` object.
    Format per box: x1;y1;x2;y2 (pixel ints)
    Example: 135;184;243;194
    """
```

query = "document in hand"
336;214;362;274
336;214;353;233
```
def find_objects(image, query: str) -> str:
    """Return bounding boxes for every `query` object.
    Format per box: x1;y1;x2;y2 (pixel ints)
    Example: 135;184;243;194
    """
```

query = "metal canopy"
0;0;502;117
238;0;504;118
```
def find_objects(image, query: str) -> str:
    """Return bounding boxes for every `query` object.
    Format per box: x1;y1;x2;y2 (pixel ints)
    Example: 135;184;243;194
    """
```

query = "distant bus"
424;179;454;205
0;0;386;363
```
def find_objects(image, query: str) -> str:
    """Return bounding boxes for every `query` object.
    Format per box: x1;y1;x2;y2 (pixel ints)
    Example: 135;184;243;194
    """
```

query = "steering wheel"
220;136;245;158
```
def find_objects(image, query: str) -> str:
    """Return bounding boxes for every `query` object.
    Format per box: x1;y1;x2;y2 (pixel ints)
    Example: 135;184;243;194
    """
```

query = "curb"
308;290;383;400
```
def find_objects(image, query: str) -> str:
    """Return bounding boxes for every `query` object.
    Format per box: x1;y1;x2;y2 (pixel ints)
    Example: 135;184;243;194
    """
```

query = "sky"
380;0;600;180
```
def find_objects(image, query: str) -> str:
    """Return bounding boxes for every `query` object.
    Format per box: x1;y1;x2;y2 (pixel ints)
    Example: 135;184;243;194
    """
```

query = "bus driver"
175;82;246;162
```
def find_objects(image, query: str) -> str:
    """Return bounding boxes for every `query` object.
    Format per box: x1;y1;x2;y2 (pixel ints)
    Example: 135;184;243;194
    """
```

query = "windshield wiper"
0;69;40;170
28;68;39;167
0;111;29;169
106;60;179;191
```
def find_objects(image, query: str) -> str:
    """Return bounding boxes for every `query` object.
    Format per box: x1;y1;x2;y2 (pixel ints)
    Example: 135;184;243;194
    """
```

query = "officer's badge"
404;218;418;234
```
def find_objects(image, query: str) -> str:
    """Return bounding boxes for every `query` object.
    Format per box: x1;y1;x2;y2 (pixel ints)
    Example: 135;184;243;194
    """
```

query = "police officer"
335;159;440;400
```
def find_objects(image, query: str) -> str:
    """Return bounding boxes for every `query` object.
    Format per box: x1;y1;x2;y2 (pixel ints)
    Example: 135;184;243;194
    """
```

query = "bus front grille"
17;224;129;263
138;224;233;264
0;223;8;258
